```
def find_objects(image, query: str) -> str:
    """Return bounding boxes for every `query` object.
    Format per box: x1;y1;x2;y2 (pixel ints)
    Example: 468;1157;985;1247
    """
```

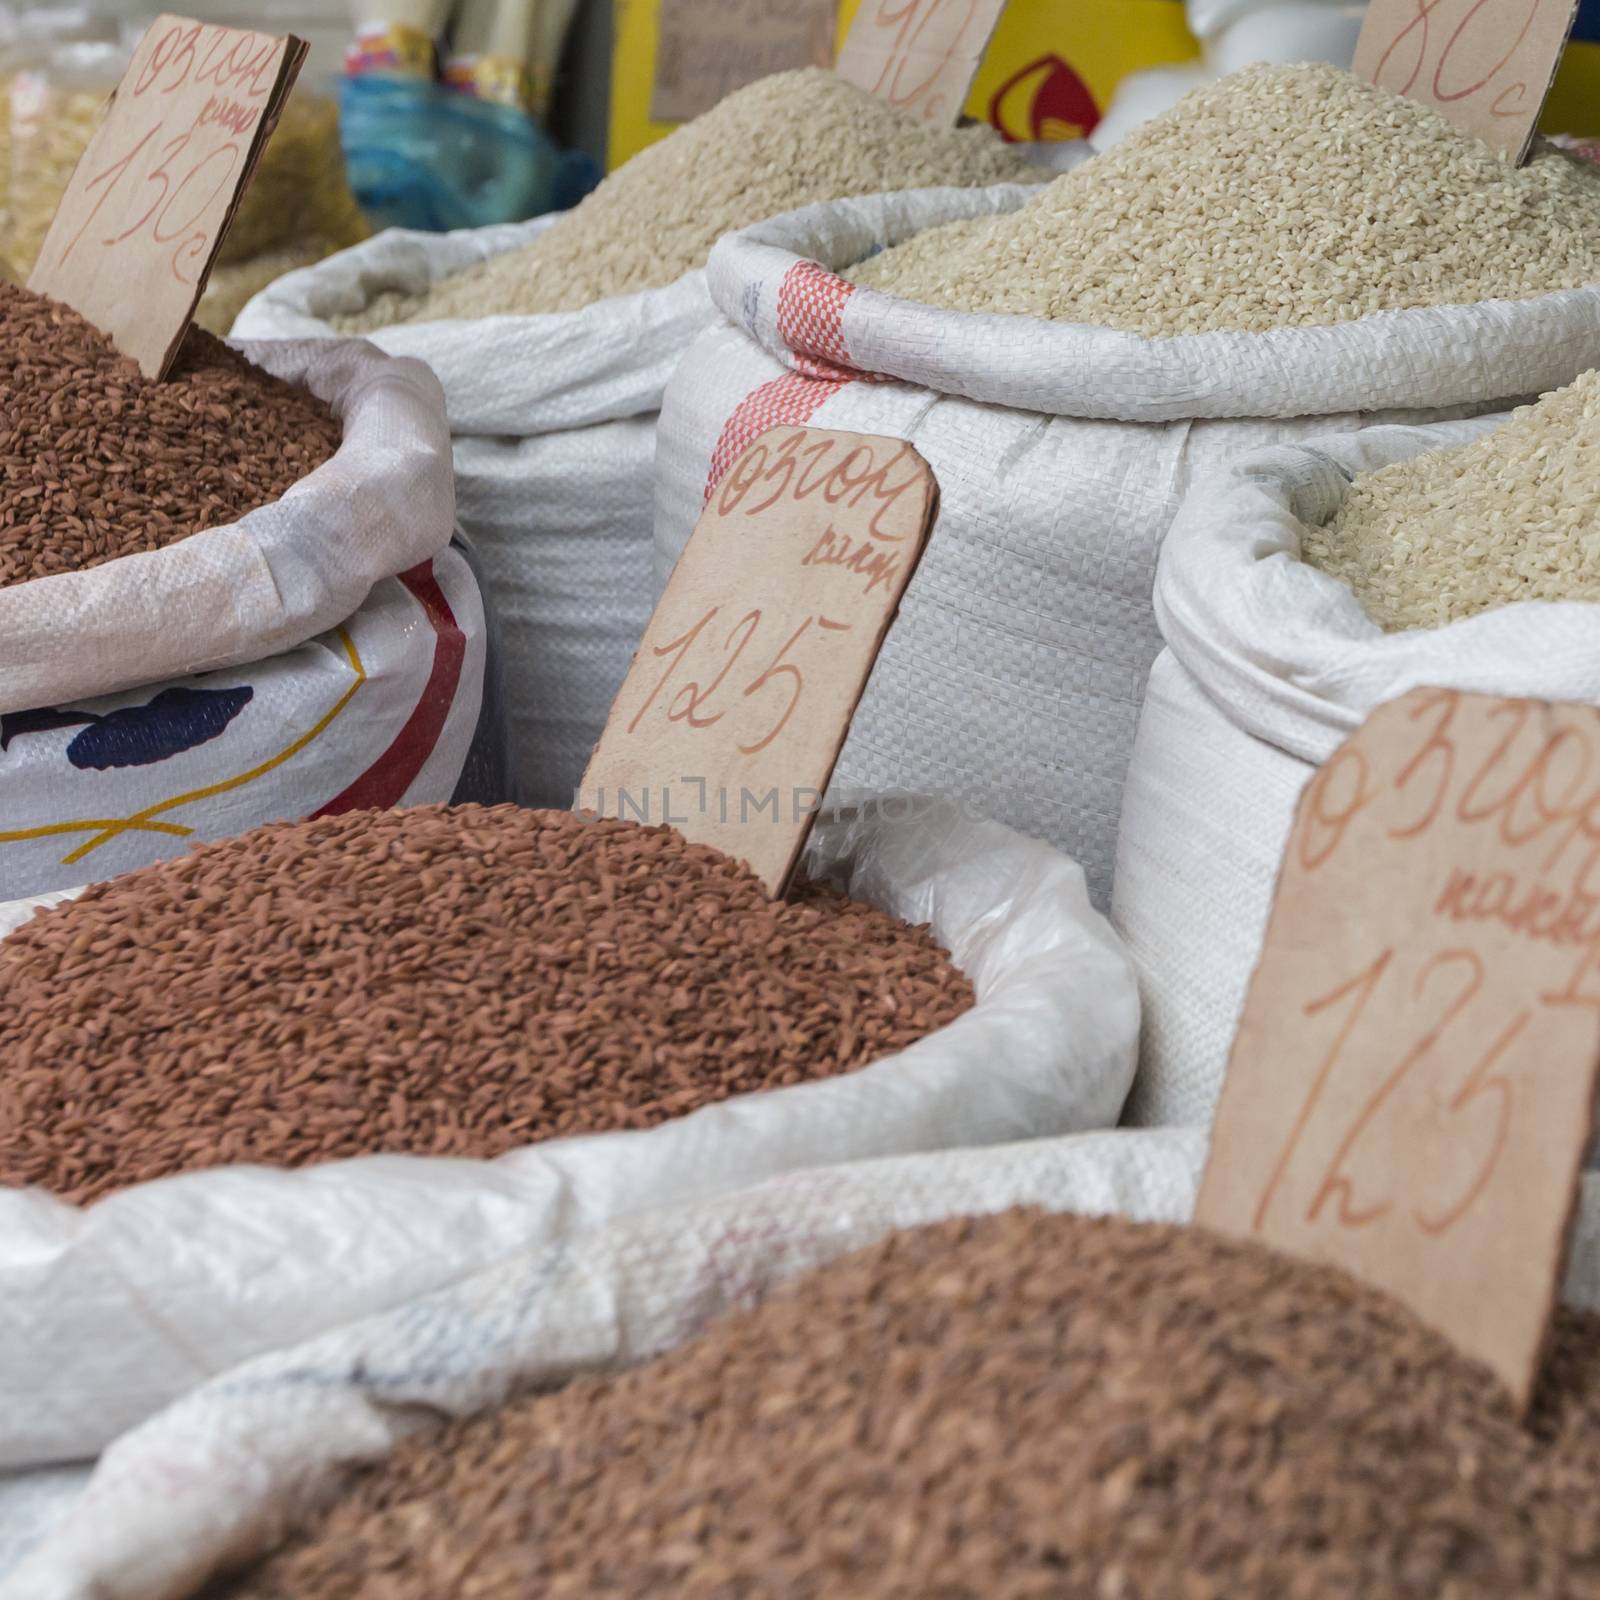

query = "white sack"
1110;414;1600;1127
655;186;1595;905
0;1124;1209;1600
0;801;1139;1469
0;338;455;717
235;219;716;806
0;547;488;899
20;1127;1600;1600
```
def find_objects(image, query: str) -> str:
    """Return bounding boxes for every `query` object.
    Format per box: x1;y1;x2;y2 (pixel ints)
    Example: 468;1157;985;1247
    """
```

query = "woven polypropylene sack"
0;800;1138;1469
234;218;716;806
21;1128;1600;1600
0;1123;1209;1600
1112;415;1600;1128
655;185;1600;906
0;542;489;900
0;337;453;717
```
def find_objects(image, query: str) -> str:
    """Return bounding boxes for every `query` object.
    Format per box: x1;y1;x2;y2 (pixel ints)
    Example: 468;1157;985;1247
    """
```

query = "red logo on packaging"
987;54;1100;142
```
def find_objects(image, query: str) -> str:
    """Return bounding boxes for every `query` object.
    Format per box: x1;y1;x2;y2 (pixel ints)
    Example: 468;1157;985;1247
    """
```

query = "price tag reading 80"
1352;0;1581;162
1196;688;1600;1413
29;14;305;378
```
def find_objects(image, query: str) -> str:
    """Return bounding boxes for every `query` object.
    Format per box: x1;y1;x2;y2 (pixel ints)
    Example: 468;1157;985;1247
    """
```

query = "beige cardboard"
834;0;1009;124
579;426;937;895
1196;688;1600;1413
1354;0;1581;162
650;0;835;124
29;15;306;379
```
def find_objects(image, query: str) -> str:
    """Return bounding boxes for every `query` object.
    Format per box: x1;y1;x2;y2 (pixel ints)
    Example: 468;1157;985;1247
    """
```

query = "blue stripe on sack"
1576;0;1600;44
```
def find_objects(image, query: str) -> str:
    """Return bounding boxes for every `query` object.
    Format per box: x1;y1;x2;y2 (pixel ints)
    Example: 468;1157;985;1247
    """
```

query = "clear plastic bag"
337;73;564;232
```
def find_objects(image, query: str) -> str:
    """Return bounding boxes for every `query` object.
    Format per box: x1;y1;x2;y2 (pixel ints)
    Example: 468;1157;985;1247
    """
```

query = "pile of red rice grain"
220;1208;1600;1600
0;280;341;587
0;804;973;1204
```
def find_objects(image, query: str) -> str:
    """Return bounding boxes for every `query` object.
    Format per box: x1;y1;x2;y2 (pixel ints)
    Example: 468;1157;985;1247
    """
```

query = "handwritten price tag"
1353;0;1581;162
1197;689;1600;1410
28;15;307;378
834;0;1009;125
578;426;937;894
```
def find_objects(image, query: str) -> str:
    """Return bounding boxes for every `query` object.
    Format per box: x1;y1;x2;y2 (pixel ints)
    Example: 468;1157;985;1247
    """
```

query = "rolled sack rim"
707;183;1600;424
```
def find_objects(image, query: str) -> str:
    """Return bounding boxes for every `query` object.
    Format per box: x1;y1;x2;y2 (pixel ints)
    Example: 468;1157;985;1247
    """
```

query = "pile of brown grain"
0;804;972;1205
0;281;342;587
225;1209;1600;1600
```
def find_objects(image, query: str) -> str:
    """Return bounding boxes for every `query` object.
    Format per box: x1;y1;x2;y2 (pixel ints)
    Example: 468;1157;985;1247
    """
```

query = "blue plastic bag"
340;75;580;233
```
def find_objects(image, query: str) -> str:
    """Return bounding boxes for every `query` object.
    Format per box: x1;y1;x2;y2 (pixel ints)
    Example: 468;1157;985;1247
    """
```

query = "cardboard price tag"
650;0;835;124
1353;0;1581;162
1197;689;1600;1412
834;0;1009;124
28;15;307;379
578;426;937;895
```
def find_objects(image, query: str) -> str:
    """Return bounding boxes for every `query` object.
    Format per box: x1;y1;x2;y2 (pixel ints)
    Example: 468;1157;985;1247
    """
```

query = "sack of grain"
0;283;484;899
235;69;1037;808
16;1122;1600;1600
0;797;1137;1468
1113;385;1600;1127
655;65;1600;908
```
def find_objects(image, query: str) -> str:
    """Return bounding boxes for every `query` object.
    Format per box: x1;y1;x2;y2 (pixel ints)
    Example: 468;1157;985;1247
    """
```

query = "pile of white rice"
1302;369;1600;630
337;69;1036;330
848;63;1600;337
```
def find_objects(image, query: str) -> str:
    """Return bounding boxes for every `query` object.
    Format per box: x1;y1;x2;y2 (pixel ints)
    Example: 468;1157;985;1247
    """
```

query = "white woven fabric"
0;1124;1207;1600
0;802;1138;1469
0;338;454;717
235;221;716;806
18;1131;1600;1600
657;187;1585;905
0;548;487;899
1113;416;1600;1126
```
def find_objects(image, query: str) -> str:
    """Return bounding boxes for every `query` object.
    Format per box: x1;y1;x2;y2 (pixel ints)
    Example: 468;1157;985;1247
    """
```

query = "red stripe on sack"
776;259;858;377
313;560;467;815
703;371;852;501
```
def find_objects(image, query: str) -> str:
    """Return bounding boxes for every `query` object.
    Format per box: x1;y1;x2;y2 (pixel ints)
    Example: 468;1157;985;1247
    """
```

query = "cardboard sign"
650;0;835;123
1353;0;1581;162
835;0;1010;124
1197;689;1600;1412
29;16;307;379
578;426;937;894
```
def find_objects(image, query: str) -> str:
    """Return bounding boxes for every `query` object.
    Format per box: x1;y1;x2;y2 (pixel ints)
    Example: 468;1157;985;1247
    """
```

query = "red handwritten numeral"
739;616;851;755
1254;947;1391;1231
1255;946;1520;1239
55;123;160;269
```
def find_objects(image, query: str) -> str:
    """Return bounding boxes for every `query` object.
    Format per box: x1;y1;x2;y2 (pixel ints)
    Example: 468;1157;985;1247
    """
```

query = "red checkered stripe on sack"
1575;139;1600;168
776;259;857;376
703;370;850;500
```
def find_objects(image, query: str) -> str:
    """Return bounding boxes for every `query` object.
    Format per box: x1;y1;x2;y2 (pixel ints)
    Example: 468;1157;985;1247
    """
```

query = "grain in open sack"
1302;368;1600;629
0;803;973;1205
0;282;341;587
849;63;1600;336
218;1206;1600;1600
335;68;1036;328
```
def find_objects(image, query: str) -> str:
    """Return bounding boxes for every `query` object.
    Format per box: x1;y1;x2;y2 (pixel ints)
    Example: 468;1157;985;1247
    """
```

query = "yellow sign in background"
609;0;1600;170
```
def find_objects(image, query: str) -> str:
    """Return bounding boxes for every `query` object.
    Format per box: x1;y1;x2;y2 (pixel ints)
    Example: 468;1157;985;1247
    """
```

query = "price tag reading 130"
1197;689;1600;1412
29;14;306;378
578;426;937;895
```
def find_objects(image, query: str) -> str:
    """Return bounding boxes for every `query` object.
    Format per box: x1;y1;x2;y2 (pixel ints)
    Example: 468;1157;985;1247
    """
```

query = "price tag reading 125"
578;426;937;895
29;15;306;379
1197;689;1600;1412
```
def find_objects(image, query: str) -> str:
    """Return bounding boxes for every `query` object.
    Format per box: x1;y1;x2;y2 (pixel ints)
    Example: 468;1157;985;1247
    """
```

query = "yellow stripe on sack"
60;627;368;865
